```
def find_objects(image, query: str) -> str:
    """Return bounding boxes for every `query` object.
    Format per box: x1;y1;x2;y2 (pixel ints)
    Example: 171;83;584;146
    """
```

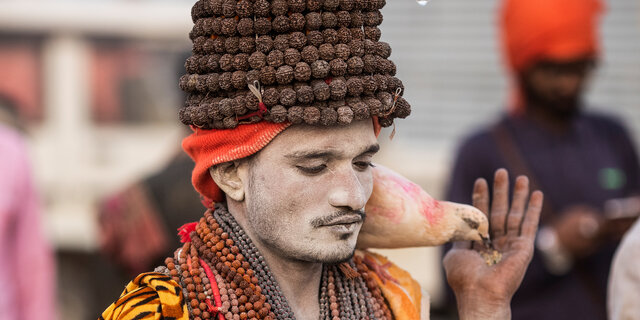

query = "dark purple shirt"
446;112;640;320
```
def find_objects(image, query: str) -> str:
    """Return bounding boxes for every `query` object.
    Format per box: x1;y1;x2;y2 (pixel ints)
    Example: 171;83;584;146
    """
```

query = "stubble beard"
245;182;360;264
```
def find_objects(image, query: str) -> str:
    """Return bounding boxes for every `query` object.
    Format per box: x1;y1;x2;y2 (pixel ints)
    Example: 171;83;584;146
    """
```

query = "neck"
258;244;323;320
227;200;323;320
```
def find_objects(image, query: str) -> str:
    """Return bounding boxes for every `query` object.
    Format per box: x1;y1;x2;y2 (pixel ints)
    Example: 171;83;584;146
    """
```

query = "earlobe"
209;162;245;202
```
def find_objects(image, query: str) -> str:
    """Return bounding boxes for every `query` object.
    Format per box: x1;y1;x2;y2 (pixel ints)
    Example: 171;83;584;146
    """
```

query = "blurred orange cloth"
500;0;604;73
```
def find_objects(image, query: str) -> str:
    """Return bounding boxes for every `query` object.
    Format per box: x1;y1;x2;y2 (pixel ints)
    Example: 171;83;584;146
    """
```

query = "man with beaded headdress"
100;0;543;319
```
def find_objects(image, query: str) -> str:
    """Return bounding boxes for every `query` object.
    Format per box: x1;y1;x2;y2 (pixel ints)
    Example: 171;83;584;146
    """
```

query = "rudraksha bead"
307;31;324;47
269;105;288;123
346;77;363;96
267;50;284;68
337;105;354;124
322;12;338;29
272;15;290;33
222;0;236;17
289;32;307;50
290;13;306;31
271;0;288;16
347;56;364;75
311;60;330;79
287;106;304;123
288;0;306;12
238;37;255;53
262;88;279;106
318;43;335;61
236;0;252;18
324;0;340;11
284;48;301;66
279;88;297;106
294;62;312;82
249;52;267;69
301;45;319;64
253;0;270;17
312;80;331;101
296;85;314;104
329;78;347;100
221;18;237;36
256;35;273;53
231;71;247;89
330;59;347;77
323;29;339;45
337;27;353;44
237;18;254;37
364;27;382;41
259;66;277;85
254;18;272;35
303;106;321;125
276;65;295;84
232;53;249;71
271;34;287;51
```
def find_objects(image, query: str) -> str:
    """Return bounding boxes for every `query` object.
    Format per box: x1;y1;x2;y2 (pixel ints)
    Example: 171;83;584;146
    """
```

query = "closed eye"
353;161;375;171
296;164;327;175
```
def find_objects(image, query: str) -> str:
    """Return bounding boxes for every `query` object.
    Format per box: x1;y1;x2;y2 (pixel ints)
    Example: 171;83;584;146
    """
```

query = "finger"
490;169;510;238
506;176;529;237
521;191;544;238
472;178;490;215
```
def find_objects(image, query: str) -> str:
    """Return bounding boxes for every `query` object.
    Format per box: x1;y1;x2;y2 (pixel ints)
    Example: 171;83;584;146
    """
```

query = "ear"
209;162;246;202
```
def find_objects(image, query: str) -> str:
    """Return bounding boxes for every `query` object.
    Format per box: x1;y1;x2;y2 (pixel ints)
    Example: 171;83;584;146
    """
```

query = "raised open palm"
443;169;543;319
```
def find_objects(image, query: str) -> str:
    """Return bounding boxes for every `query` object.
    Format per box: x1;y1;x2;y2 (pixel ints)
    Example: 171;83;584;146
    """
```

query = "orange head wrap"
182;122;291;203
500;0;604;73
183;119;383;203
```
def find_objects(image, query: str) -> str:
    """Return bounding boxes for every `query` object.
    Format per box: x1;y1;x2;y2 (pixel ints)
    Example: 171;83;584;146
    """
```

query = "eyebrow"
285;143;380;160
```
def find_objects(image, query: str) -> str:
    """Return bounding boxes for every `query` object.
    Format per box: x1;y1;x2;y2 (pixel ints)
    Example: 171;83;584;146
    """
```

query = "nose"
328;166;368;211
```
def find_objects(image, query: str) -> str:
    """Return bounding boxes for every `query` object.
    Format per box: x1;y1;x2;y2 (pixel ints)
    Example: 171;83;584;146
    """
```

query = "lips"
322;215;363;227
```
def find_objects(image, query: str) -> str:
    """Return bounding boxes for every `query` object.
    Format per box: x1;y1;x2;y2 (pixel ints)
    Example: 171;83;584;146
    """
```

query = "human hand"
443;169;543;320
552;206;603;259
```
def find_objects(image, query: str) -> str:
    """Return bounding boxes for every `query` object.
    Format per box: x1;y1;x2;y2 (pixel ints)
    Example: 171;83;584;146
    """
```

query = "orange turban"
183;119;383;203
500;0;604;73
182;122;291;202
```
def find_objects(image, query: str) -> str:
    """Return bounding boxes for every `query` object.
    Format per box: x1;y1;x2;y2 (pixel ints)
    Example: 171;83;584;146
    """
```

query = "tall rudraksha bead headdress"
178;0;411;130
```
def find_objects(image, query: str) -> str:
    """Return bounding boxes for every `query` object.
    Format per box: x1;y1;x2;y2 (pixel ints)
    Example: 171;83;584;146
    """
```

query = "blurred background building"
0;0;638;319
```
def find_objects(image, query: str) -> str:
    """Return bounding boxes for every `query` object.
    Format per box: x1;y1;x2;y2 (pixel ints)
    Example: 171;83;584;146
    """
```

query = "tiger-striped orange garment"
99;272;188;320
99;251;425;320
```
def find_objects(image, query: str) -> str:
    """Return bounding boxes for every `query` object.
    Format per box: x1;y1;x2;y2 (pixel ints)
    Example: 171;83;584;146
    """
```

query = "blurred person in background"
0;94;56;319
445;0;640;319
98;145;205;277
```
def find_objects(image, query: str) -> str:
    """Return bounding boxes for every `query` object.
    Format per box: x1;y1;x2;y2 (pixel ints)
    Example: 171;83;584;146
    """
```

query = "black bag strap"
490;121;554;222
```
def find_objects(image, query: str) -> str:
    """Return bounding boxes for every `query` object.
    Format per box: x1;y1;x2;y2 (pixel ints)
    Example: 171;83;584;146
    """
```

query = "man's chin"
316;248;357;264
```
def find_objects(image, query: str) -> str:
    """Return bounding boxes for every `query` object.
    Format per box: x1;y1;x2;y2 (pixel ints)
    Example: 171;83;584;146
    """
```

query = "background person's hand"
552;206;603;259
443;169;543;320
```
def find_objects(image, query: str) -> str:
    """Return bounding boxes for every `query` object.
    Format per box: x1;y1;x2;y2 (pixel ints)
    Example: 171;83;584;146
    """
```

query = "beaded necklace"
165;203;392;320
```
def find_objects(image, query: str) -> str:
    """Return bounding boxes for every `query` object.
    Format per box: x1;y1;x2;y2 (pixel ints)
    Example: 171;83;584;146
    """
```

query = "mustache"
310;209;367;228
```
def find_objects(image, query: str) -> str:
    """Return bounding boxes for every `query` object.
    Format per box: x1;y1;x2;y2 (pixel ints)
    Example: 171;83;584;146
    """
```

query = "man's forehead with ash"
263;120;381;161
284;143;380;162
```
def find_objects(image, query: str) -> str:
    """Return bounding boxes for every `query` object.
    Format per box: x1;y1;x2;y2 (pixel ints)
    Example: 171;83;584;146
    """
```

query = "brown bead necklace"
165;203;392;319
